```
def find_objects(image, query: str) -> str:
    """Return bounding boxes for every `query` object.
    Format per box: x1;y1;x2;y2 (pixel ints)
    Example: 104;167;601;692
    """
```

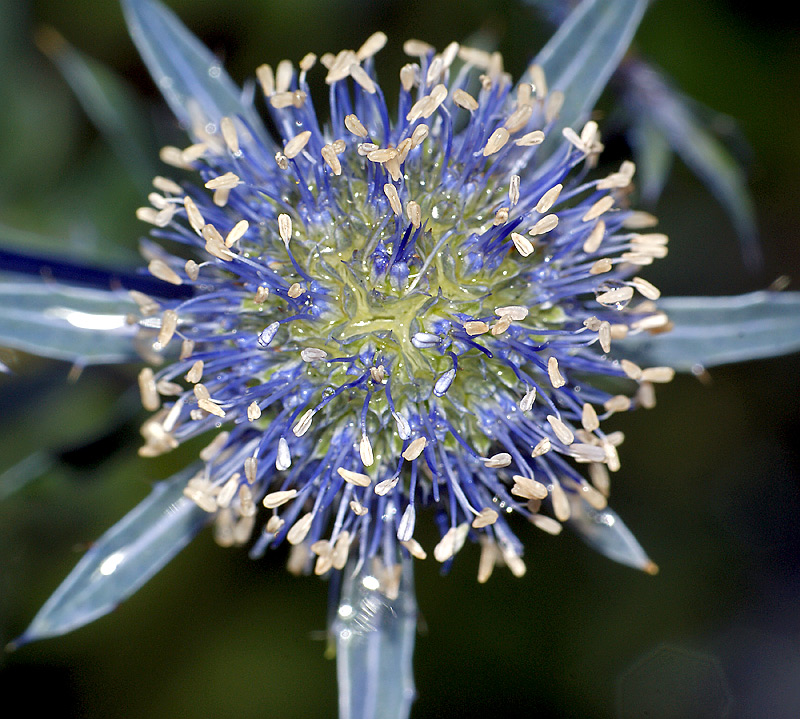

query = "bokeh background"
1;0;799;717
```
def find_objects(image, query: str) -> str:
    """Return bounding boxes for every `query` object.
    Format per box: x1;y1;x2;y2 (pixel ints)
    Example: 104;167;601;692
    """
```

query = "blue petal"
619;292;800;370
0;274;139;365
332;558;417;719
568;499;658;574
12;466;209;646
620;60;759;265
121;0;272;149
529;0;648;132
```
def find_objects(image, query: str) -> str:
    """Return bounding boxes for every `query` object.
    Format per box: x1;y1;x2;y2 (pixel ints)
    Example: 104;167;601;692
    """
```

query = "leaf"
620;60;760;266
332;557;417;719
121;0;272;149
0;274;139;365
35;26;159;193
529;0;648;132
11;466;209;646
629;114;674;204
619;292;800;370
568;498;658;574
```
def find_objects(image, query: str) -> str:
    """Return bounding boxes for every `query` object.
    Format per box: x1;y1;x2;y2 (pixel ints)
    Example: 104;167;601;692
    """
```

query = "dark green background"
1;1;799;717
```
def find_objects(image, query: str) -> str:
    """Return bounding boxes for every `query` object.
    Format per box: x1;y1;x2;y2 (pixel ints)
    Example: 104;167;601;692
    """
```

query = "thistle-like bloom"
9;2;800;717
128;29;676;585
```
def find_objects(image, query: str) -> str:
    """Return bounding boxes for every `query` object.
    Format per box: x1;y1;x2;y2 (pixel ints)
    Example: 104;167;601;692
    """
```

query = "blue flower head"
129;30;673;586
11;2;800;717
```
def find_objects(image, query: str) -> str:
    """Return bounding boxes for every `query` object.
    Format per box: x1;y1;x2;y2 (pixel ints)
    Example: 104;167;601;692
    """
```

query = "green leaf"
619;292;800;370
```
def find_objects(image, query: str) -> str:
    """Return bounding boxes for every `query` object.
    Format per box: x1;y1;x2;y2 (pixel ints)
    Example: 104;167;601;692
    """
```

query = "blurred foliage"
1;1;799;717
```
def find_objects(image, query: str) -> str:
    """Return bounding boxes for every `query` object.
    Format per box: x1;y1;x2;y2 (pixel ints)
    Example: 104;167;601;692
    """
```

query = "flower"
4;1;800;717
130;30;672;586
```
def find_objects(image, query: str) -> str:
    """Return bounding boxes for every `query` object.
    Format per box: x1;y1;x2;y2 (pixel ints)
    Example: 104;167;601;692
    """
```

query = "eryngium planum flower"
128;32;669;584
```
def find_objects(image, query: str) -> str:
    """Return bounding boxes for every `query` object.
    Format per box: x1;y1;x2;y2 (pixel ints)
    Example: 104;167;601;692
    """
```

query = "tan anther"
159;146;192;169
511;232;534;257
483;127;510;156
357;31;388;60
482;452;512;468
224;219;249;248
623;211;659;229
596;286;633;306
508;174;521;207
256;63;275;96
583;195;615;222
504;104;533;133
337;467;371;487
491;315;512;335
180;338;195;361
590;258;613;275
274;59;293;93
287;513;313;545
203;225;234;262
184;260;199;281
220;117;239;154
403;39;434;57
620;359;643;380
637;381;657;409
262;489;297;509
530;513;562;536
287;283;304;299
349;63;376;94
402;436;427;461
581;403;599;432
283;131;311;160
496;305;528;321
512;475;548;501
326;50;358;84
293;408;315;437
406;200;422;228
375;476;399;496
399;63;417;92
535;184;563;214
181;143;207;164
547;415;574;445
185;359;203;384
157;309;178;349
204;172;240;191
148;258;182;286
598;321;612;353
547;356;566;388
278;213;293;244
247;401;261;421
631;276;661;300
493;207;509;226
464;320;489;336
137;367;159;411
153;176;182;195
401;537;426;560
472;508;499;529
383;183;402;215
529;214;559;236
641;366;675;383
583;220;605;253
360;435;374;467
269;91;295;109
344;113;369;138
274;152;289;170
604;395;632;413
410;124;429;148
516;130;545;146
459;46;491;68
452;88;479;111
321;144;342;175
531;437;551;457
